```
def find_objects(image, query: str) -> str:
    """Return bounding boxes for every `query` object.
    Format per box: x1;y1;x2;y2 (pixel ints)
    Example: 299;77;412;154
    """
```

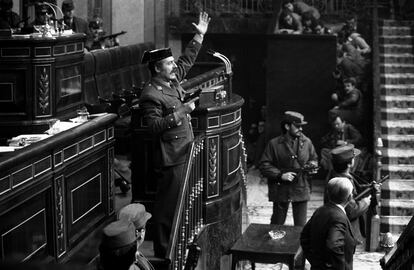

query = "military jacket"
139;39;201;167
259;134;318;202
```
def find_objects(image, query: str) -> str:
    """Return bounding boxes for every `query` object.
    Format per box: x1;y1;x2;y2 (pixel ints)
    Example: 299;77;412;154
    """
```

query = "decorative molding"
55;175;66;257
108;147;115;214
70;173;102;224
34;47;51;57
207;136;219;198
1;47;30;57
1;209;47;261
38;67;50;115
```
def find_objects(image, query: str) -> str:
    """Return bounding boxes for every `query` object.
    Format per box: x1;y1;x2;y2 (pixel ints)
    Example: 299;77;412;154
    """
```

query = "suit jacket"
259;134;318;202
139;39;201;167
301;203;357;270
333;172;369;241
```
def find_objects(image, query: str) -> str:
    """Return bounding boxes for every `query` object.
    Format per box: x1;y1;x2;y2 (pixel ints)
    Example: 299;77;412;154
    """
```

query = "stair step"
381;73;414;84
380;215;412;234
380;36;414;45
380;63;414;73
381;84;414;95
380;44;413;54
382;164;414;179
381;95;414;108
380;53;414;64
381;107;414;120
381;20;414;27
383;134;414;148
381;26;412;36
381;179;414;200
382;148;414;164
381;199;414;216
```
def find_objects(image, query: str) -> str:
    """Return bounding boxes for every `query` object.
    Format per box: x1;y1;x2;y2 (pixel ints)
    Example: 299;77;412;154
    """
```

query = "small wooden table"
229;223;303;270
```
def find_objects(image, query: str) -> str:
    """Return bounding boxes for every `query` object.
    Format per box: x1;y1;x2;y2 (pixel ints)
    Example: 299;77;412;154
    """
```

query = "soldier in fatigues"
139;12;210;258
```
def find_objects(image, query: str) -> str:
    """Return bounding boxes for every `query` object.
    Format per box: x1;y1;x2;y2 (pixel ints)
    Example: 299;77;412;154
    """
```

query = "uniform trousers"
153;163;185;257
271;200;308;226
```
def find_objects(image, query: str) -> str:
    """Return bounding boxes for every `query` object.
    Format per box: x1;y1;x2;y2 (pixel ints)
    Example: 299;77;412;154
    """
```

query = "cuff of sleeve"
193;34;204;44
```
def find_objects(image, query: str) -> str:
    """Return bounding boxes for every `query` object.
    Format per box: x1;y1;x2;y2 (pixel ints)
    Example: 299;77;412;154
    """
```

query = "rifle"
353;174;389;202
98;30;127;42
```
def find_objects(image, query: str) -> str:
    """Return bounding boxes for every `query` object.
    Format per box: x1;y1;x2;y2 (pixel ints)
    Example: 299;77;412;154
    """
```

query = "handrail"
369;0;383;252
166;134;205;269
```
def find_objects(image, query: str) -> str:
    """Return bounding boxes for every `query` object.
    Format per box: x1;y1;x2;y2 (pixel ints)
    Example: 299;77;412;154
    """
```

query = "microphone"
206;49;232;74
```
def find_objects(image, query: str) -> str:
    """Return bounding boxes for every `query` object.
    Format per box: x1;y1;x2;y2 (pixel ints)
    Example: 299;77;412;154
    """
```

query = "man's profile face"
156;56;178;81
288;123;302;138
332;117;344;131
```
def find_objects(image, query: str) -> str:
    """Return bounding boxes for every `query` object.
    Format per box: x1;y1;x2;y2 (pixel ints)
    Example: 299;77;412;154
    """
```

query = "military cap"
283;111;307;126
330;143;361;163
101;220;137;249
62;0;75;12
141;48;173;64
118;203;152;230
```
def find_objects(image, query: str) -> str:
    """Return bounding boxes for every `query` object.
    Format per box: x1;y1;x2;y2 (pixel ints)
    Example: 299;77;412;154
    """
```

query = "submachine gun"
281;161;320;176
352;174;389;203
97;30;127;48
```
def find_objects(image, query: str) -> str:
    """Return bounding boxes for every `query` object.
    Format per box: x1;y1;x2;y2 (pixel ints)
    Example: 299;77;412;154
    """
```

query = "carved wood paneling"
55;175;66;257
36;66;51;116
207;136;219;198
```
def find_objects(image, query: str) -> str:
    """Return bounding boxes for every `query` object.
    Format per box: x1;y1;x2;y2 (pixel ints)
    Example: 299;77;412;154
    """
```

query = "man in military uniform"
139;11;210;258
329;144;372;244
260;111;318;226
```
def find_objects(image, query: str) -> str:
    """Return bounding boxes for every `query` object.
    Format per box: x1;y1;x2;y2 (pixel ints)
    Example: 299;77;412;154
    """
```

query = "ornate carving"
108;147;115;214
38;67;50;114
208;137;218;196
55;176;65;255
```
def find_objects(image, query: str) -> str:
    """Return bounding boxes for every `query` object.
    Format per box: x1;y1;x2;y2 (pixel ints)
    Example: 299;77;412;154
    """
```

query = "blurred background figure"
0;0;22;29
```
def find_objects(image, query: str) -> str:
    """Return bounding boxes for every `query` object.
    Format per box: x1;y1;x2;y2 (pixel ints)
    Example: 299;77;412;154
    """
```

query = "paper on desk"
46;121;81;135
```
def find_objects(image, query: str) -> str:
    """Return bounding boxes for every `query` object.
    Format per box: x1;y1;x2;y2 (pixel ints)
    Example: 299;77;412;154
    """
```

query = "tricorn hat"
141;48;173;64
330;144;361;163
101;220;137;249
283;111;308;126
118;203;152;230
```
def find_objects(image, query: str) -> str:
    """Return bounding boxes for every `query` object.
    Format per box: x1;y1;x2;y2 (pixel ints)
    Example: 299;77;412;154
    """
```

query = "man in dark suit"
61;0;92;49
139;11;210;258
301;177;357;270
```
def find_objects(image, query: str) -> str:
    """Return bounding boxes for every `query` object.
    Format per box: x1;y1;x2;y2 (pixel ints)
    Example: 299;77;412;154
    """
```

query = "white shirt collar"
335;203;346;214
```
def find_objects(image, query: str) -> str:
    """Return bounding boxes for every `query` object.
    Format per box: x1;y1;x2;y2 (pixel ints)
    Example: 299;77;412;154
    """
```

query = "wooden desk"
230;223;302;270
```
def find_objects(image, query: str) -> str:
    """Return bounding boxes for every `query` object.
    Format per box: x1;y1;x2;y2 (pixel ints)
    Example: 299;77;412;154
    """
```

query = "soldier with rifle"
328;144;382;245
90;30;127;50
260;111;318;226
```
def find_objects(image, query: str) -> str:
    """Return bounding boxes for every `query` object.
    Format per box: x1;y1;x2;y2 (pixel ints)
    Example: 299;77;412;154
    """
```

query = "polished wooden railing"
167;135;205;270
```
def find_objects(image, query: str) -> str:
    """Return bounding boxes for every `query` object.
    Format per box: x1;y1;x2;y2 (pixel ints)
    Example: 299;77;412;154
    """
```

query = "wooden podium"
0;33;86;138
